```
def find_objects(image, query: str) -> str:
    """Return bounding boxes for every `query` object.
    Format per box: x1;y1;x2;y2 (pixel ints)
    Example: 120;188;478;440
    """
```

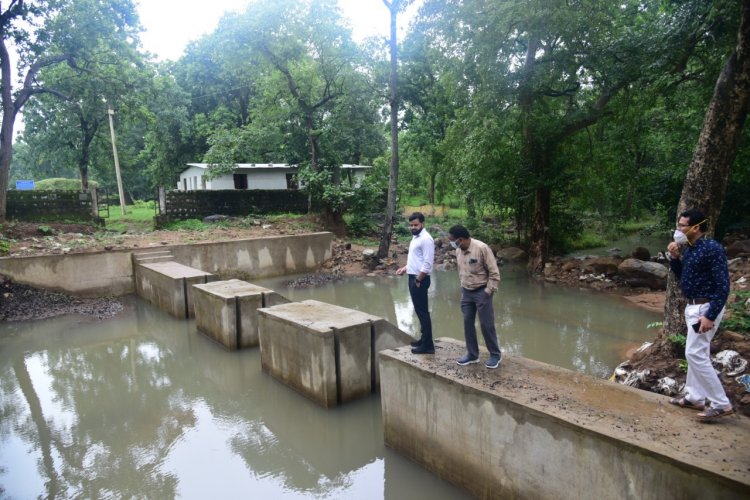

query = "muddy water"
0;268;659;499
257;267;661;378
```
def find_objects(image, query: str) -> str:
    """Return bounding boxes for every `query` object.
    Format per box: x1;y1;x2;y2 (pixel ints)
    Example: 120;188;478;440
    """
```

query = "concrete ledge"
0;233;333;296
192;279;289;350
135;261;216;319
379;338;750;499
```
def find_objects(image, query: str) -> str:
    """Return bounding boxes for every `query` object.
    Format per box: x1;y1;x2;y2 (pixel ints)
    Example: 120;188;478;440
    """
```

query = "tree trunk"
0;34;17;222
378;0;400;259
527;186;551;275
662;0;750;338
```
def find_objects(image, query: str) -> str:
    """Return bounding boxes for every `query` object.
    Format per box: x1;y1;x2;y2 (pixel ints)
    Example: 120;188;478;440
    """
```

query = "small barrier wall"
379;338;750;500
0;233;333;296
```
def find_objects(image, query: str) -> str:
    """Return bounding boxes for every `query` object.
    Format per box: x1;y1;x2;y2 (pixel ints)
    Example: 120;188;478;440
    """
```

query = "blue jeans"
409;274;432;348
460;287;501;359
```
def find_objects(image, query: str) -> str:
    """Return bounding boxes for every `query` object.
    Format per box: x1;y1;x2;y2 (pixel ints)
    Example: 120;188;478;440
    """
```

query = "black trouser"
409;274;433;347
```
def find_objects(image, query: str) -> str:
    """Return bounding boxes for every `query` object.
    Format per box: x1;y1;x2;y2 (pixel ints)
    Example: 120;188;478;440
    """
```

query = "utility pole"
107;106;127;215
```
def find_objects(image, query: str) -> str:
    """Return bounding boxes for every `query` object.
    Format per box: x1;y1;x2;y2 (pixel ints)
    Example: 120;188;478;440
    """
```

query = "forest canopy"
2;0;748;259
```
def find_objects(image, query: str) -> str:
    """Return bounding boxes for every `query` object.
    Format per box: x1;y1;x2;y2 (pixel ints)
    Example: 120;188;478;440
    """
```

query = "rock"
712;350;748;377
582;256;622;276
618;258;667;290
561;260;579;272
203;214;229;223
632;246;651;261
497;247;527;262
344;242;352;250
652;377;679;396
726;239;750;258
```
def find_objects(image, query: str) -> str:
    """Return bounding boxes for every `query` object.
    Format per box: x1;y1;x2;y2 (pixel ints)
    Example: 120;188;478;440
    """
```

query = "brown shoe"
696;406;734;422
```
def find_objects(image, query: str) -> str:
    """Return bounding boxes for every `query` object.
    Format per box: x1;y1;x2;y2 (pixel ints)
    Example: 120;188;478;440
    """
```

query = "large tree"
0;0;140;220
661;0;750;338
377;0;412;258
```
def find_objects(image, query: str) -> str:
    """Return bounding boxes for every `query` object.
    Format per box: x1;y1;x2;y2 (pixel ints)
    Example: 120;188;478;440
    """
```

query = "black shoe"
410;340;422;347
411;345;435;354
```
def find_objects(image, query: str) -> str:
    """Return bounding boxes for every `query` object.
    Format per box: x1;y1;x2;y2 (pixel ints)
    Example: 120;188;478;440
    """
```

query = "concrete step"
132;250;174;264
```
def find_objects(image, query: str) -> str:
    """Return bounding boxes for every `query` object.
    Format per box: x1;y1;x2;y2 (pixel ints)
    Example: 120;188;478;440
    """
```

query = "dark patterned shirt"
669;237;729;321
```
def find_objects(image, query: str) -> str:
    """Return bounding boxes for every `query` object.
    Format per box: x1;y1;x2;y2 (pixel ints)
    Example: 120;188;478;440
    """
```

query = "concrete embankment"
0;232;333;296
379;338;750;499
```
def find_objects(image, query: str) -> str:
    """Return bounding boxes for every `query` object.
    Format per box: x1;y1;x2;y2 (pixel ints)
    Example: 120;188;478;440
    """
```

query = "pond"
0;268;660;498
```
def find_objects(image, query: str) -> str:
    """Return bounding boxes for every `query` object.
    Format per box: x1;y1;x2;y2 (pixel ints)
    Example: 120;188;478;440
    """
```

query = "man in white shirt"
396;212;435;354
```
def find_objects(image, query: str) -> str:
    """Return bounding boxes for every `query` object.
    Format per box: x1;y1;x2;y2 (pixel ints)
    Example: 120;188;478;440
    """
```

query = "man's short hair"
449;224;470;239
408;212;425;223
680;209;708;232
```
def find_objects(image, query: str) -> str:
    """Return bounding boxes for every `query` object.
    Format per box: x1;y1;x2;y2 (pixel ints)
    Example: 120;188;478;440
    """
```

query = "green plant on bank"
668;334;687;348
678;360;688;373
37;225;53;235
723;290;750;335
646;321;664;329
0;238;9;255
165;219;209;231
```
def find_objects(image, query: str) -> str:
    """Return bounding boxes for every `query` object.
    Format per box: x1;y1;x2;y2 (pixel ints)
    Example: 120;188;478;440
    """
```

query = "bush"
35;178;99;190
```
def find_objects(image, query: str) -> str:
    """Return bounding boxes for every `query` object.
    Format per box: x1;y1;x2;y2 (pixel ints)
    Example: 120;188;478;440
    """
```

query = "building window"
286;173;298;190
233;173;248;190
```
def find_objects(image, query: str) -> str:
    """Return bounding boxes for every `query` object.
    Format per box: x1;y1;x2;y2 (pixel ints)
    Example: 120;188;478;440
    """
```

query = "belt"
686;298;710;305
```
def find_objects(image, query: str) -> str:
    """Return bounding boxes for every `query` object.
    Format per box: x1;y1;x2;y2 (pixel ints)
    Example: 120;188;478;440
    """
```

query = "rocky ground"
1;219;748;416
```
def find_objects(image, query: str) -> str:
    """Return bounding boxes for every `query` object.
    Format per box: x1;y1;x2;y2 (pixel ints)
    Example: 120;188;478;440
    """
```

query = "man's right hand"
396;266;406;275
667;242;681;259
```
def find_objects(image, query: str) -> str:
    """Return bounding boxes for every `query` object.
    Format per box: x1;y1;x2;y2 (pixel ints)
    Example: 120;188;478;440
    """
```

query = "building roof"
184;163;371;172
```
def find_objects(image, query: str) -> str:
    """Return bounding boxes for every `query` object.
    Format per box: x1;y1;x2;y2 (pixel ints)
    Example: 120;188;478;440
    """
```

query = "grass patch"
102;200;156;232
724;290;750;335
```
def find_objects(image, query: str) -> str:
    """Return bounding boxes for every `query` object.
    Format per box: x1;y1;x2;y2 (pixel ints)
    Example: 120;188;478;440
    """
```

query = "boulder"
582;256;623;276
726;239;750;258
203;214;229;223
631;246;651;261
617;258;668;290
561;260;579;272
497;246;527;262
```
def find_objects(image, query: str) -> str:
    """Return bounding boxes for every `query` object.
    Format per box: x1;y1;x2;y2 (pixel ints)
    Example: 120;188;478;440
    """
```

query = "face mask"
450;240;459;249
673;229;688;246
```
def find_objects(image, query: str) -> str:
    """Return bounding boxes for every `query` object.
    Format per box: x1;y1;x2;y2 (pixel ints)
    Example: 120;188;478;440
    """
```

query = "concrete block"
379;338;750;499
135;261;215;319
258;300;378;408
192;279;289;350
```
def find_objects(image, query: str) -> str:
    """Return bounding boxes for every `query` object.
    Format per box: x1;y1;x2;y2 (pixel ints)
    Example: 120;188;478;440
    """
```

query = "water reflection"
0;297;470;499
256;267;661;378
0;270;659;498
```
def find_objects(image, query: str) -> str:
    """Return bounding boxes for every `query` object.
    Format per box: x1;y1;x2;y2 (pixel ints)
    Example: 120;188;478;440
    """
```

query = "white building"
177;163;372;191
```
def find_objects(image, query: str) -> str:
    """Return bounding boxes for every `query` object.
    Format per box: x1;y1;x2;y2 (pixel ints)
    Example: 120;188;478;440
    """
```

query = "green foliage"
724;290;750;335
667;334;687;348
678;360;689;373
0;237;9;255
37;225;53;235
165;219;209;231
35;178;99;191
646;321;664;329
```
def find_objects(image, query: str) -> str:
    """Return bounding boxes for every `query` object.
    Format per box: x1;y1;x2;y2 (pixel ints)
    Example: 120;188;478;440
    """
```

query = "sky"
137;0;418;61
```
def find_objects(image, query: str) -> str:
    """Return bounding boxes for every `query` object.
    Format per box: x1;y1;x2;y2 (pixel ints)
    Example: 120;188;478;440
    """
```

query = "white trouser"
684;303;730;408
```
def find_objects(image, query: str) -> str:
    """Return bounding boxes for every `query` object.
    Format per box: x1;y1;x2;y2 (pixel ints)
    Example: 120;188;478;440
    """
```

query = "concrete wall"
379;338;750;500
170;233;332;279
0;233;333;297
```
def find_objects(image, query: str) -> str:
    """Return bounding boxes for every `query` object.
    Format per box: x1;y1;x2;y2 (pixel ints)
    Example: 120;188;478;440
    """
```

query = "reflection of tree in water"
2;335;187;498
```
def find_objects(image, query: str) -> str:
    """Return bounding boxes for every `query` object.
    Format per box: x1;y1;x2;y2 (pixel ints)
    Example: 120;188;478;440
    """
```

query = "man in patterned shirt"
667;209;732;422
